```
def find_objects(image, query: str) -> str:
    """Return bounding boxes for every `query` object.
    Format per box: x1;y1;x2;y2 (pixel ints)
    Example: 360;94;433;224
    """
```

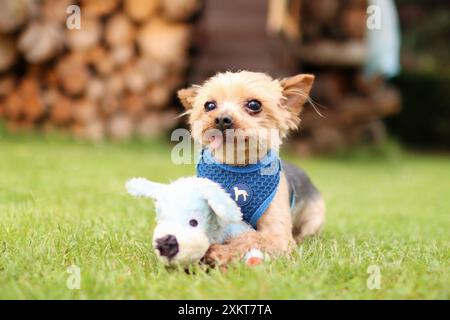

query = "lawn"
0;134;448;299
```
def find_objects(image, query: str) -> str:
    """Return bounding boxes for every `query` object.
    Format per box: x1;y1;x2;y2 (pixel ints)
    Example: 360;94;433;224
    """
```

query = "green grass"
0;134;448;299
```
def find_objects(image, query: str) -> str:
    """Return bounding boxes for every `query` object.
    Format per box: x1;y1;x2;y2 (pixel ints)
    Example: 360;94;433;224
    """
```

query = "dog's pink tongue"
209;135;223;150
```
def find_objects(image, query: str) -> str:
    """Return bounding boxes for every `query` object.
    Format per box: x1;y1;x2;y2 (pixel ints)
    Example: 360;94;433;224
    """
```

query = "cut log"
65;18;102;51
122;61;148;93
0;35;17;72
85;78;105;102
136;111;179;137
81;0;120;17
18;21;64;63
100;93;121;116
50;93;73;126
0;0;32;33
137;58;168;84
137;18;191;66
56;54;90;96
161;0;200;21
72;120;105;142
122;93;145;116
297;40;367;67
87;46;116;75
44;69;59;87
73;99;98;124
105;14;136;47
42;88;59;109
20;76;46;123
107;113;134;140
110;43;135;66
0;76;15;97
86;45;106;64
301;86;401;130
104;73;125;97
136;113;162;137
124;0;159;22
146;83;172;109
43;0;73;23
4;91;23;121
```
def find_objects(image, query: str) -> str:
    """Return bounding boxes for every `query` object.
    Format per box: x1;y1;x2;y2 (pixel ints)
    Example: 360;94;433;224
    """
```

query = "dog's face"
126;177;243;265
178;71;314;162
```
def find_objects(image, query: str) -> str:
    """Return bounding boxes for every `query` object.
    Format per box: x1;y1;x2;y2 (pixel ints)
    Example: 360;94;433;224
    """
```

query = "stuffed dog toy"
126;177;263;266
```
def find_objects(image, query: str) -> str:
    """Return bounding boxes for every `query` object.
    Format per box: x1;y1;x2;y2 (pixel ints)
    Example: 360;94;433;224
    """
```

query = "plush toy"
126;177;265;266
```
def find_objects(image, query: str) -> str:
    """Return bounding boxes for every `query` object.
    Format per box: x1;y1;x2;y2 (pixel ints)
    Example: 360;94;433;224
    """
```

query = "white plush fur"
126;176;254;265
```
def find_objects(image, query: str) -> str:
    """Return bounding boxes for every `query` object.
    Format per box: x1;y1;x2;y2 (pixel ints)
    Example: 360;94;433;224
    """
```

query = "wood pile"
279;0;402;154
0;0;200;141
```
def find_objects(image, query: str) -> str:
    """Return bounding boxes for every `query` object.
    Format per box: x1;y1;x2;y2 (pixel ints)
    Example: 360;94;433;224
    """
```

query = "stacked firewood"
289;0;401;154
267;0;402;154
0;0;200;141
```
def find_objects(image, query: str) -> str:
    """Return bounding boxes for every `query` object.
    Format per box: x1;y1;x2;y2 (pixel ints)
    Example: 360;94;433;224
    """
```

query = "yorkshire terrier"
178;71;325;265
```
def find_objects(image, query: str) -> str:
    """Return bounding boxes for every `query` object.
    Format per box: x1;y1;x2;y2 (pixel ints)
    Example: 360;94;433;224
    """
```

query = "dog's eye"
246;100;262;113
204;101;217;112
189;219;198;227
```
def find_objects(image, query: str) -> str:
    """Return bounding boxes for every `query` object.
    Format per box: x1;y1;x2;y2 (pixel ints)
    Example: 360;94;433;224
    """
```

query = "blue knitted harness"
196;149;282;228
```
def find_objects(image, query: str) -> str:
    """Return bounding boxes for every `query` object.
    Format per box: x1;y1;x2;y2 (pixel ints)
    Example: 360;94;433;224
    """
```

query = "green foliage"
0;137;448;299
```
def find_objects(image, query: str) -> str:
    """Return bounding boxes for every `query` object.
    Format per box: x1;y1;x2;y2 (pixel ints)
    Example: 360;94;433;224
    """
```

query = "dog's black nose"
215;115;233;130
155;235;179;259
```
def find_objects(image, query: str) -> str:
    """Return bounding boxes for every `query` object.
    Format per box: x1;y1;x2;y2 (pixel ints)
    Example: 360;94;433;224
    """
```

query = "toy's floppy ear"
200;179;243;225
126;177;166;200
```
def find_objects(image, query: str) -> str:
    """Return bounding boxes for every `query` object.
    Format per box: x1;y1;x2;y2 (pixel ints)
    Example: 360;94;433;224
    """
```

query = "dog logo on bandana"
231;183;251;206
197;148;281;228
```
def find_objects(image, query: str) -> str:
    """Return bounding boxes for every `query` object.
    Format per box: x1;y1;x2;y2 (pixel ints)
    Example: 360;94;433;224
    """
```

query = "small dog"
178;71;325;265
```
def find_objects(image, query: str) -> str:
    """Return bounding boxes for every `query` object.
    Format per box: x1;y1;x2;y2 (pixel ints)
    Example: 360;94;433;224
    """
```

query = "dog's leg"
292;194;325;243
204;173;295;265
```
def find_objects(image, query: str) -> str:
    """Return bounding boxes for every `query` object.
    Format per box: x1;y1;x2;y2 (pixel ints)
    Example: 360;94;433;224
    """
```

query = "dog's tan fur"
178;71;325;265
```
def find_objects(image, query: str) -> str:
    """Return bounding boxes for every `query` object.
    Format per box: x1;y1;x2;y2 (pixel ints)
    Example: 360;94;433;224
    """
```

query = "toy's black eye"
204;101;217;112
189;219;198;227
246;100;262;113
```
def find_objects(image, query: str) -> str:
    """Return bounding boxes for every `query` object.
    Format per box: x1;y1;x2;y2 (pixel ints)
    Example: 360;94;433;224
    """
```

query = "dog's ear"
126;177;167;200
177;86;198;109
280;74;314;115
200;179;243;225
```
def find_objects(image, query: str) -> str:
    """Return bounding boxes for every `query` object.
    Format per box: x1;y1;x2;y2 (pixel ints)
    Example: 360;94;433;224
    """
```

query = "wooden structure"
0;0;201;141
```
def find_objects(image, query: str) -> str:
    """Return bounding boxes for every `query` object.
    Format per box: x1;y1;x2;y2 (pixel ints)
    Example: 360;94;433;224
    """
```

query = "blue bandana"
196;149;281;228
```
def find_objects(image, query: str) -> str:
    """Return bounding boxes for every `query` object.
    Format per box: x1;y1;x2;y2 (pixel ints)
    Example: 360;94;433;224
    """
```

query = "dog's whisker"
284;88;326;118
176;110;192;119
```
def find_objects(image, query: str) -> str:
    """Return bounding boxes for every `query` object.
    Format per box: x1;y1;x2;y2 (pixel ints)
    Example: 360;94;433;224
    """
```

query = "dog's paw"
203;243;237;266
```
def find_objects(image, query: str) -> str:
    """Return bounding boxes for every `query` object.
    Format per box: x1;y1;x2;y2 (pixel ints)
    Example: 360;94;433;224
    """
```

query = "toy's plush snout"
154;234;179;260
126;177;249;265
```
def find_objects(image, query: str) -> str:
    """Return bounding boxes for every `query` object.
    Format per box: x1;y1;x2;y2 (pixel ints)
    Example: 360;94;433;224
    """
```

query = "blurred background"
0;0;448;155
